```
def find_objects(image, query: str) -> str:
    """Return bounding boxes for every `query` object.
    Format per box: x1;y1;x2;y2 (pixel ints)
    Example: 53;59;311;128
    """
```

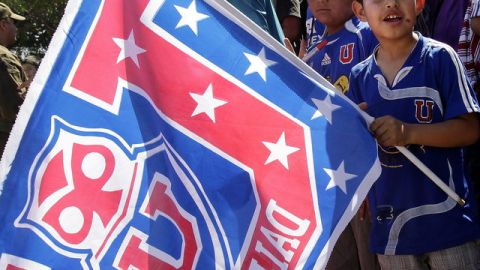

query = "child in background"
349;0;480;268
458;0;480;225
304;0;378;95
304;0;380;269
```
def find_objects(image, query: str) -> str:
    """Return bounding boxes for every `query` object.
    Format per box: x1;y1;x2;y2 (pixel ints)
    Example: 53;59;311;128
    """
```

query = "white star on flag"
113;31;146;68
324;161;357;194
174;1;208;35
244;47;276;81
311;95;341;124
190;84;227;122
263;132;300;169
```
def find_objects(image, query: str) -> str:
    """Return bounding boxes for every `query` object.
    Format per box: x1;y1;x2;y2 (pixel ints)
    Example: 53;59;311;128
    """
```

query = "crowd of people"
0;0;479;269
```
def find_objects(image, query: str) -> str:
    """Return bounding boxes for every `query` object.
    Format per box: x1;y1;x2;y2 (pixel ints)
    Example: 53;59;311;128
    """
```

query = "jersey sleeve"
437;47;480;120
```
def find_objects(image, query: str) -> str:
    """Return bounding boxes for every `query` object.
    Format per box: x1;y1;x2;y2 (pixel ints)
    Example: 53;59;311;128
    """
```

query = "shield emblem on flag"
17;116;259;269
19;117;144;263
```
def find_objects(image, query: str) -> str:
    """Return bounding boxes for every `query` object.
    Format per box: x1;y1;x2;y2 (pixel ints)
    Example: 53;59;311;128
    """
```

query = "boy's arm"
370;113;480;147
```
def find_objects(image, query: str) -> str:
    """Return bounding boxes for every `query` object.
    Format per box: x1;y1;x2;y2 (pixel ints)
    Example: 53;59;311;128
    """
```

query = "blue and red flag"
0;0;380;269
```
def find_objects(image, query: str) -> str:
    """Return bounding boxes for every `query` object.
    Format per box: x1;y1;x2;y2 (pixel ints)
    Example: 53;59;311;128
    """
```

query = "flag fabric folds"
0;0;380;269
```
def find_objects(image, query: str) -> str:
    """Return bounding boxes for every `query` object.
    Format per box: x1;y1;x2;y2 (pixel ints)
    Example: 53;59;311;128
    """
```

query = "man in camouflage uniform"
0;2;26;156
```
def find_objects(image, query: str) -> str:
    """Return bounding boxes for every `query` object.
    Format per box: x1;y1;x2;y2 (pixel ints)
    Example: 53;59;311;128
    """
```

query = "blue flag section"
0;0;380;269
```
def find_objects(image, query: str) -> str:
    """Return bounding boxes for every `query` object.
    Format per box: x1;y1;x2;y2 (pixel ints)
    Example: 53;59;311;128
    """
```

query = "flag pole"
396;146;465;206
356;109;466;206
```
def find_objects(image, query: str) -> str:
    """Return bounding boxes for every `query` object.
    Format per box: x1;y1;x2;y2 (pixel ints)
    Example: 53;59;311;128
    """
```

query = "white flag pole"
357;110;466;206
396;146;465;206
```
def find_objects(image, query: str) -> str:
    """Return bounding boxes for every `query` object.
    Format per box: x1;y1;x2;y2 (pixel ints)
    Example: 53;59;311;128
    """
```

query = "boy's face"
353;0;424;41
307;0;354;34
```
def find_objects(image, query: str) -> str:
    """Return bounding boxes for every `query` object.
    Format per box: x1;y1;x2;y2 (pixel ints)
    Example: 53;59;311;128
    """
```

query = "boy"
303;0;380;269
304;0;377;94
349;0;480;268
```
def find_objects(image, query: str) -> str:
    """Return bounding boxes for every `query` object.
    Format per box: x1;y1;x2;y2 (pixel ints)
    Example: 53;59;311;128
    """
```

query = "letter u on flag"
0;0;380;269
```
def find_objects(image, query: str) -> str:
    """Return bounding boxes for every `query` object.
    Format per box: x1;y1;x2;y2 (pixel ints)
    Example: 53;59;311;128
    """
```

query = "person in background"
275;0;306;53
0;2;27;156
459;0;480;93
227;0;285;43
350;0;480;268
422;0;468;50
21;54;40;89
458;0;480;220
301;0;380;269
303;0;378;95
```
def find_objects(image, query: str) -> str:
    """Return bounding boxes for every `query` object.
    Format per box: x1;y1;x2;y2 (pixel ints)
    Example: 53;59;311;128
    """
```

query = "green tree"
2;0;68;58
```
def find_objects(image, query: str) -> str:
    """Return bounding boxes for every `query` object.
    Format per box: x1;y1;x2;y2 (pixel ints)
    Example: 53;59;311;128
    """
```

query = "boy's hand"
284;38;306;59
370;116;410;147
357;102;368;111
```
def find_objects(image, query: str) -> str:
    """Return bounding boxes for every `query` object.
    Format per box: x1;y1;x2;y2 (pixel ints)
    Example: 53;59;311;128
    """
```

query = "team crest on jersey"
415;99;434;123
339;43;354;64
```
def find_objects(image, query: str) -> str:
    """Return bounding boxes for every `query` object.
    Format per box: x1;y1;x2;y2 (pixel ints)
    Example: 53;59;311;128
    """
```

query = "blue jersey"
305;17;378;94
348;34;480;255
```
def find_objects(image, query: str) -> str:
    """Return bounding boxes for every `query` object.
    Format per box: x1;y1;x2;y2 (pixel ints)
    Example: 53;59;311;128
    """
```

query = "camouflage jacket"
0;45;27;133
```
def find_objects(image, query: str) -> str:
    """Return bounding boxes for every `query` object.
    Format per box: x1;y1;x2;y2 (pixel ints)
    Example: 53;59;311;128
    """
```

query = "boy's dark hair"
355;0;362;3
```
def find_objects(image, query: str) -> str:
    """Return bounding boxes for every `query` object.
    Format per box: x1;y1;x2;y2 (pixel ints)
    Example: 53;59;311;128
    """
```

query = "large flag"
0;0;380;269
